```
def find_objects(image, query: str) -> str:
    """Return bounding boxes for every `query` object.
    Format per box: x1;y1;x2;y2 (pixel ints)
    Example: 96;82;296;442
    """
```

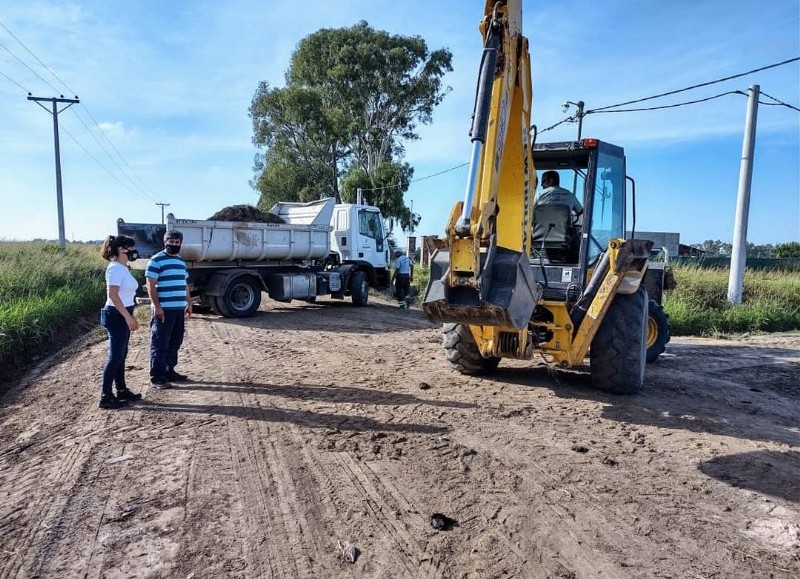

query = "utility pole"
727;85;760;305
562;100;586;194
155;202;171;224
28;94;80;248
562;100;585;141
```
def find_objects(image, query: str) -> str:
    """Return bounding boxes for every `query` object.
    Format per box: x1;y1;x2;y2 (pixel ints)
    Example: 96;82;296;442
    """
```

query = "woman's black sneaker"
99;395;124;409
166;370;188;382
116;389;142;402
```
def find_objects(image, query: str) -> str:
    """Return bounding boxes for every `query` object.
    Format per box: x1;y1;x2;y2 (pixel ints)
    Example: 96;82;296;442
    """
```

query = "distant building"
626;231;680;258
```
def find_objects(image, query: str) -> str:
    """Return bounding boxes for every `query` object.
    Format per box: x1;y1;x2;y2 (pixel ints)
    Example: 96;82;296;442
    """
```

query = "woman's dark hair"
101;234;136;261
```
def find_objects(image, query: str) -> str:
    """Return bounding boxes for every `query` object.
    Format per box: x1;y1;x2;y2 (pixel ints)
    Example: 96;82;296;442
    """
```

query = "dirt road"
1;297;798;579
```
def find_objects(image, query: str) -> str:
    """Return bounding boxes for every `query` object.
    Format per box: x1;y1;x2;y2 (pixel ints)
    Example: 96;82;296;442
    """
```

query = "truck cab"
329;203;390;287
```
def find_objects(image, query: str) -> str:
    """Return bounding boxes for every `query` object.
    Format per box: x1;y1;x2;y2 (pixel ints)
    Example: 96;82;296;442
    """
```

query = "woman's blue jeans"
100;306;133;397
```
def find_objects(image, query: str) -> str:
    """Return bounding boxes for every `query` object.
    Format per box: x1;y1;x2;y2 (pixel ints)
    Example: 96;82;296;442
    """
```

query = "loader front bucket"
422;246;542;330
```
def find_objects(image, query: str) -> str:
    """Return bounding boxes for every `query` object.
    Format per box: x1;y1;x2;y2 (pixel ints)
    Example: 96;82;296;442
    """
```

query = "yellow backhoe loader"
422;0;658;394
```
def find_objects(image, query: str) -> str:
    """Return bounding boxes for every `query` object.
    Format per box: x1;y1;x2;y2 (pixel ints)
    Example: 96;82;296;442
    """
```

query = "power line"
357;161;469;192
60;123;156;203
0;21;77;94
0;38;63;95
590;56;799;113
0;67;29;93
1;20;159;200
588;90;746;114
759;90;800;112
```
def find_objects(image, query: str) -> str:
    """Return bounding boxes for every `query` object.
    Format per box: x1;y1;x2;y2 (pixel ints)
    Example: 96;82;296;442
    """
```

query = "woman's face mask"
125;248;139;261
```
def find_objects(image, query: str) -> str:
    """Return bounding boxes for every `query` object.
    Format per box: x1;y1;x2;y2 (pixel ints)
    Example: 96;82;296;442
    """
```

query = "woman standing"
99;235;142;409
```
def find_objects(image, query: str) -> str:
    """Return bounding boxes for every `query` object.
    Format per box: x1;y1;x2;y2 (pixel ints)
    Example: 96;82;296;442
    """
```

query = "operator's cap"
394;249;403;257
164;230;184;243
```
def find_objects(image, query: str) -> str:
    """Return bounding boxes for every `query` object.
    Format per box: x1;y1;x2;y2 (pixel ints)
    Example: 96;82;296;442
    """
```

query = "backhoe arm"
423;0;541;332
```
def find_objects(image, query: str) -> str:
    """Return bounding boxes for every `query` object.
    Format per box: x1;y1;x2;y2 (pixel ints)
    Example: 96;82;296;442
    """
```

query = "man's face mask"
165;242;181;256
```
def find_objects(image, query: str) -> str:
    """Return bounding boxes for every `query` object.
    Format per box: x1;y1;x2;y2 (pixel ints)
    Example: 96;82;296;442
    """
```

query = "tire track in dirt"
210;319;311;578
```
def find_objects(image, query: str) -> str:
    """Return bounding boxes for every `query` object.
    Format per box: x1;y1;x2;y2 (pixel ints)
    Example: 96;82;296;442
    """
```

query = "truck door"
358;208;386;267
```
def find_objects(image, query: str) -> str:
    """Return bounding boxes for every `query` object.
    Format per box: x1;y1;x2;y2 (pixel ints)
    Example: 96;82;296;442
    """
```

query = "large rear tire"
590;286;647;394
646;299;670;363
442;323;501;375
349;271;369;307
221;276;262;318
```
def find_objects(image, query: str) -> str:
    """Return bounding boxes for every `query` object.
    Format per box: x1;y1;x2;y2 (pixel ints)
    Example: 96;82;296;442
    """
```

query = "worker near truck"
98;234;143;409
391;249;413;308
146;231;192;388
535;170;583;216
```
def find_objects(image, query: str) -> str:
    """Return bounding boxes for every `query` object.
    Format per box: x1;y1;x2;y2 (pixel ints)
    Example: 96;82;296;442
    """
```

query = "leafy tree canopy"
249;21;453;231
774;241;800;258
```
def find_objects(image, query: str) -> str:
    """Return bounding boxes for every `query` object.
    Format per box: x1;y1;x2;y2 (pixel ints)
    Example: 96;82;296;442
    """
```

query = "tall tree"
249;21;452;229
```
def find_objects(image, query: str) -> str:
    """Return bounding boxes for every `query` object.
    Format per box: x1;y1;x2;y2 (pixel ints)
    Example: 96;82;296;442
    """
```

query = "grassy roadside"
411;263;800;336
3;247;798;372
0;243;107;369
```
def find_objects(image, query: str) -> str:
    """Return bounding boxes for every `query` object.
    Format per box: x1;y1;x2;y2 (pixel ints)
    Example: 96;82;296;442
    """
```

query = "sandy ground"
1;296;798;579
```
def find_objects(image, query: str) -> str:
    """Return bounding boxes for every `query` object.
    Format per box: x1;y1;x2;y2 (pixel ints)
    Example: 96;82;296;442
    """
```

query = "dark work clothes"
150;309;185;380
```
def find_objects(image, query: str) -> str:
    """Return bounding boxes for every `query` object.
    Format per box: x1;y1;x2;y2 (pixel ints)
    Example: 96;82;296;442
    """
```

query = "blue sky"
0;0;798;247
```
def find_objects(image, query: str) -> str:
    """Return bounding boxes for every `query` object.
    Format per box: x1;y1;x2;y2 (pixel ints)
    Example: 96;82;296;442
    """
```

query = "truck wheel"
210;295;230;317
590;286;647;394
221;276;262;318
349;271;369;307
646;300;670;363
442;323;500;375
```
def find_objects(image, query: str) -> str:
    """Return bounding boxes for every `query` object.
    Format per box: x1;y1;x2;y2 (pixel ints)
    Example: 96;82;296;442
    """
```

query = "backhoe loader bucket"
423;246;542;330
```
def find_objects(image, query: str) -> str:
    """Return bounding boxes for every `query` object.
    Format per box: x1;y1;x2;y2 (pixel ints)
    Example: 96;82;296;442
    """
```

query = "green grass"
414;262;800;336
663;264;800;335
0;242;107;367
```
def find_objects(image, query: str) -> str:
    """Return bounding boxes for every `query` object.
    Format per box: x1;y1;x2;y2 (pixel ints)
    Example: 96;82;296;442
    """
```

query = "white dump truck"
118;197;391;317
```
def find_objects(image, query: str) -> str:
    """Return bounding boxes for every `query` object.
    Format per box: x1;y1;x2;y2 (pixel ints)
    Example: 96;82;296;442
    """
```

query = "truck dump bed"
118;198;334;263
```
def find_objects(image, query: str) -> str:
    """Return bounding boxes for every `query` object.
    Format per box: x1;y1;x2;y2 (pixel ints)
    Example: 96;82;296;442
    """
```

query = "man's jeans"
100;306;133;396
150;308;185;380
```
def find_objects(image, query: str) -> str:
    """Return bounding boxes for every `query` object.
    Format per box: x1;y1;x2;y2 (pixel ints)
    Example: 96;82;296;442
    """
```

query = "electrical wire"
0;67;29;93
589;56;799;113
357;161;469;192
0;38;62;94
588;90;746;113
60;124;155;203
0;20;159;200
759;90;800;112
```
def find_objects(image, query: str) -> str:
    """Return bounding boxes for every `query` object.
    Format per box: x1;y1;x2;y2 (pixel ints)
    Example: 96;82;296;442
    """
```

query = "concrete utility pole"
155;202;171;224
727;85;760;305
28;94;80;248
562;100;586;141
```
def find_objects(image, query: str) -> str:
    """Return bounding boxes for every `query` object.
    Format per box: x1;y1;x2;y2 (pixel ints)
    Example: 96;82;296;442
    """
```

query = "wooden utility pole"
28;94;80;248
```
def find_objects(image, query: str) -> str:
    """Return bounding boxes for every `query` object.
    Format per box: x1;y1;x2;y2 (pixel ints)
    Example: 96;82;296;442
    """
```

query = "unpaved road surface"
1;297;798;579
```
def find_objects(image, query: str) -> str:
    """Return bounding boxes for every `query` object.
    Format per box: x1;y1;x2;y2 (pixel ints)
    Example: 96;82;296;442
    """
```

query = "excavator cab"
530;138;628;300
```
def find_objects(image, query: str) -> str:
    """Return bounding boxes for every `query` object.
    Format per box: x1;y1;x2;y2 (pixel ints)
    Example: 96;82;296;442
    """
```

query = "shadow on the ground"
179;380;476;410
133;398;448;435
485;341;799;448
698;449;800;501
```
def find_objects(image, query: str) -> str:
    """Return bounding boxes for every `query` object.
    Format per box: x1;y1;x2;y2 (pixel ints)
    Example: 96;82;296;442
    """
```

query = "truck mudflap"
423;246;542;330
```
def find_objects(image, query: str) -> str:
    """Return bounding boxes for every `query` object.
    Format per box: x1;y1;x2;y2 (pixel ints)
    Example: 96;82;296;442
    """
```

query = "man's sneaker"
166;370;188;382
150;377;172;389
116;389;142;402
99;395;124;410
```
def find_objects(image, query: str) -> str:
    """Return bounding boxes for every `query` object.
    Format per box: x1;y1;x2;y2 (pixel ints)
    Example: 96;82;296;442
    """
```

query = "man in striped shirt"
146;230;192;388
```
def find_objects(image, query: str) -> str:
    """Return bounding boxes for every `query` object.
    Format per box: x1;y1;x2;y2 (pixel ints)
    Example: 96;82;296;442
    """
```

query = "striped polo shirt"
145;251;188;310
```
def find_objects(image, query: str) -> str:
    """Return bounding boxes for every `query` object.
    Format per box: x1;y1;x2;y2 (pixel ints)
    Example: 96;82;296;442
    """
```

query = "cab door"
358;208;387;268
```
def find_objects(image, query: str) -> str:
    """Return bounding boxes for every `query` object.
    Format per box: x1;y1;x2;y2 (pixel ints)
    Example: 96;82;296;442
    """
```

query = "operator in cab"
535;170;583;216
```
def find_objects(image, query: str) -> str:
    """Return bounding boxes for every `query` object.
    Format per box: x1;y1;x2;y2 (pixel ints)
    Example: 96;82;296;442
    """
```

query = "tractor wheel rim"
647;316;658;347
